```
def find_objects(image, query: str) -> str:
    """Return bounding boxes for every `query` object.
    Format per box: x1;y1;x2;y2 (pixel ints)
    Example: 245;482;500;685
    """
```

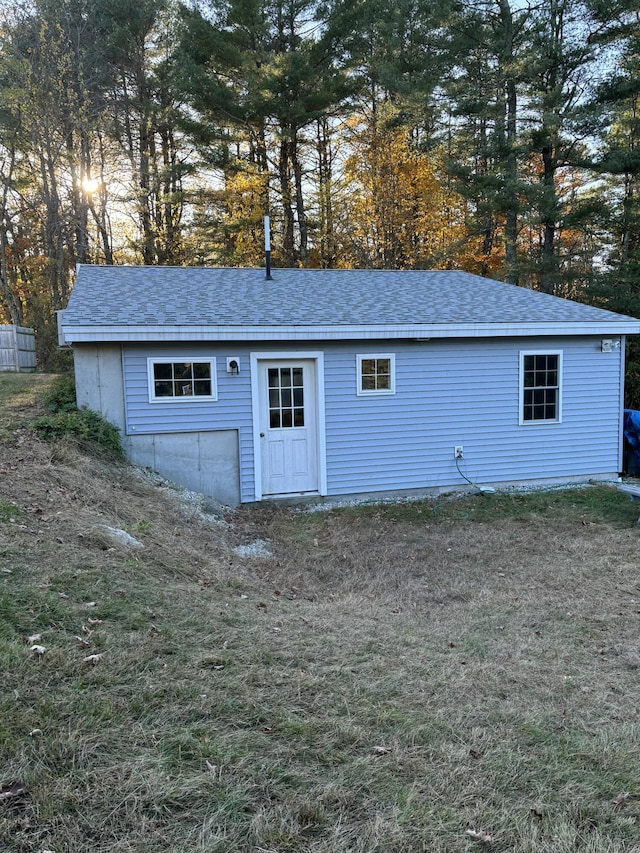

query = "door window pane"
267;366;305;429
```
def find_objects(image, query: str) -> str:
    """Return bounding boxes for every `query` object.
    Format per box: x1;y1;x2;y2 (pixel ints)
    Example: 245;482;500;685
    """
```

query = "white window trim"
147;357;218;403
519;350;562;425
356;353;396;396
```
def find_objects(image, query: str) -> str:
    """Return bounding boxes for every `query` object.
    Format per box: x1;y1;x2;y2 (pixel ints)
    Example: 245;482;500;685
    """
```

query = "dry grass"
1;374;640;851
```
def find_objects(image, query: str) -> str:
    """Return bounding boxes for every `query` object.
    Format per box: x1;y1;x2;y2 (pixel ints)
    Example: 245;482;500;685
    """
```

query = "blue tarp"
623;409;640;475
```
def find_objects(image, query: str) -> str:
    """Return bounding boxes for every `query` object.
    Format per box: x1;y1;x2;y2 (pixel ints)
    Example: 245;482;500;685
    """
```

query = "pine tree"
177;0;353;265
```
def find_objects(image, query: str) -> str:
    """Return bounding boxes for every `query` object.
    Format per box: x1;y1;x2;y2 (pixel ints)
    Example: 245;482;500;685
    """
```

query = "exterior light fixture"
601;339;620;352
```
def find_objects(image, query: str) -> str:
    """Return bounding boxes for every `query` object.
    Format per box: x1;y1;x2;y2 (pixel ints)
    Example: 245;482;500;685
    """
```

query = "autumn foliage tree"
0;0;639;372
336;117;467;269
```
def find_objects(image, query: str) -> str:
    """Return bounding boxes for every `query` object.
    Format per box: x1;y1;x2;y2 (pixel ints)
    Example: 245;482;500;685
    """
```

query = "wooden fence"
0;325;36;372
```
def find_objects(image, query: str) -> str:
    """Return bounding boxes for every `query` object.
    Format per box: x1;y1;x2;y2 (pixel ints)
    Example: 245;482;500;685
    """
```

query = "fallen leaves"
466;828;493;844
611;791;630;809
0;781;28;801
273;587;298;600
21;611;110;670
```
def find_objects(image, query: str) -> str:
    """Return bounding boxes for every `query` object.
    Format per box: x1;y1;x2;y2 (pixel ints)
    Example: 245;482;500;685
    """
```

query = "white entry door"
258;359;319;496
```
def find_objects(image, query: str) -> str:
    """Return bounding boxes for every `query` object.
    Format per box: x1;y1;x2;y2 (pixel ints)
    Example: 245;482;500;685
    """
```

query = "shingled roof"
58;265;640;343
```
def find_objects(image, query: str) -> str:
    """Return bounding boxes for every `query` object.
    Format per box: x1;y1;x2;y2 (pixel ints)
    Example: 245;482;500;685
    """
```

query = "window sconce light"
601;339;620;353
226;357;240;375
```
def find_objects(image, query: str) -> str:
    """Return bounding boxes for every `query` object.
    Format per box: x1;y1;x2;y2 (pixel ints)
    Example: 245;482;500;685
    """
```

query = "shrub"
33;373;122;454
44;373;77;413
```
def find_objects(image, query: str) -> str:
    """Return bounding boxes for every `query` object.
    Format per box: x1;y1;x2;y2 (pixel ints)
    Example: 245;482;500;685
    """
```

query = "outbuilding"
58;265;640;505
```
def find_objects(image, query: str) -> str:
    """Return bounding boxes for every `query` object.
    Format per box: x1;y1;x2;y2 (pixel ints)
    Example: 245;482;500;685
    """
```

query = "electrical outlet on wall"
454;446;464;459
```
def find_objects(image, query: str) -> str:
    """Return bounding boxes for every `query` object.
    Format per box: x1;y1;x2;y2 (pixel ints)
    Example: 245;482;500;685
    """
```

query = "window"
357;354;396;395
148;358;217;402
520;351;562;424
268;366;305;428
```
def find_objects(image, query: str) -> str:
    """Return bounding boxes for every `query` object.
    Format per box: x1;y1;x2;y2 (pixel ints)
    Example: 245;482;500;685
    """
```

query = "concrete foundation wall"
126;429;240;506
74;344;240;505
73;344;126;431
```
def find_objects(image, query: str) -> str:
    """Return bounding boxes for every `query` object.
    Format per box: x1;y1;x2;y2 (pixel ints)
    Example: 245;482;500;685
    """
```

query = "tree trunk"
0;227;23;326
539;143;557;294
279;134;296;264
317;117;335;268
0;141;23;324
498;0;519;284
291;134;308;262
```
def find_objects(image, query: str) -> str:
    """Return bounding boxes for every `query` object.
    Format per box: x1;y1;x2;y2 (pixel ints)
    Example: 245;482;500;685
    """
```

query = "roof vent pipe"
264;215;272;280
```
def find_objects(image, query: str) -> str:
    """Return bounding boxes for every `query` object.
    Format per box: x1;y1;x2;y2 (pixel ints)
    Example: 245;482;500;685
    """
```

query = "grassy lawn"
1;374;640;851
0;373;53;437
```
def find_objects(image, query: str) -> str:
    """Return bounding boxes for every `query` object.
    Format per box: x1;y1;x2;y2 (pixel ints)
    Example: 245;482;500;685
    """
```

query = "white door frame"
250;351;327;501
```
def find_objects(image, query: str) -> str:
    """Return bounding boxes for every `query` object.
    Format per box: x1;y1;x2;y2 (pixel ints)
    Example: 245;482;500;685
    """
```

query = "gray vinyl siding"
121;336;623;503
